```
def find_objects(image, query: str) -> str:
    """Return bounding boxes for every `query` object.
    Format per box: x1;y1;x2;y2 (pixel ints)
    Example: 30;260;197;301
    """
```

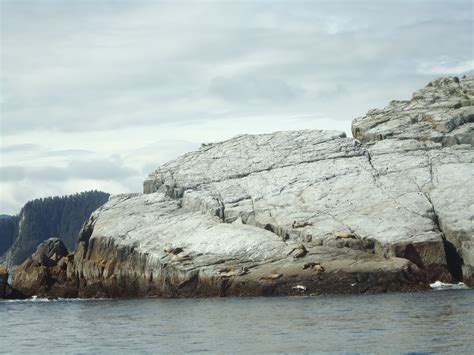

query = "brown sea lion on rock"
219;266;249;278
238;266;250;276
313;264;325;273
335;231;357;240
260;273;283;280
218;267;233;273
171;254;192;262
303;262;316;269
292;220;313;229
163;247;184;255
288;244;308;258
303;262;325;272
219;270;236;278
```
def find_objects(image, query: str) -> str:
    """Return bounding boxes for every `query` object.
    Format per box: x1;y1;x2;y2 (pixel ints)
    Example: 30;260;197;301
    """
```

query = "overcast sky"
1;0;473;214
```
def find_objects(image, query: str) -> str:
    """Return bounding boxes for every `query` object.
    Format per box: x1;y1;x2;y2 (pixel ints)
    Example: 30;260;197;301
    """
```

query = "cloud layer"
1;0;473;214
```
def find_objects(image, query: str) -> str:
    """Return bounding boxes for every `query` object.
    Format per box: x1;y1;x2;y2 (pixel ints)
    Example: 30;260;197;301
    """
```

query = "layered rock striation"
11;76;474;298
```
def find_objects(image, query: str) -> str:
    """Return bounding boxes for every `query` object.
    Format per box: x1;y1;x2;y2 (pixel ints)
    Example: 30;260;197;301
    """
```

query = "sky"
0;0;473;214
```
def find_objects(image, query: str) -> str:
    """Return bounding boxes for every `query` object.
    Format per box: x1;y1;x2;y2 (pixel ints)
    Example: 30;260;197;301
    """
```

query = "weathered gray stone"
352;76;474;146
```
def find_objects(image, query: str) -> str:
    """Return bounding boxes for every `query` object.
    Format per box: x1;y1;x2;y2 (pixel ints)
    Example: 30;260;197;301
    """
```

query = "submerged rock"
11;76;474;298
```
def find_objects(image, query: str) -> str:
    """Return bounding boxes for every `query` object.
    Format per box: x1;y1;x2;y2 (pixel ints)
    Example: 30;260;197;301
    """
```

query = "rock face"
12;76;474;298
0;265;9;298
352;76;474;146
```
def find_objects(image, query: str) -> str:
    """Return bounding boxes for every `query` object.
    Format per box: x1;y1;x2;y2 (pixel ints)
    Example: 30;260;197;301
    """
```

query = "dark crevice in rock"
426;195;464;282
442;239;464;282
403;244;425;269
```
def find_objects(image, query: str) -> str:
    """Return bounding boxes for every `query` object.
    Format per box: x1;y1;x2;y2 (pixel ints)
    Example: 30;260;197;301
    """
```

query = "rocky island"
7;76;474;298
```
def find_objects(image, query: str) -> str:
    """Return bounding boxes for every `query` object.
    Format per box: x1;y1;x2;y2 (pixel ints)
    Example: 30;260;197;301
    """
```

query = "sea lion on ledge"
260;273;283;280
303;262;325;272
288;244;308;258
292;220;313;228
163;246;184;255
292;285;307;292
335;231;357;240
171;254;192;262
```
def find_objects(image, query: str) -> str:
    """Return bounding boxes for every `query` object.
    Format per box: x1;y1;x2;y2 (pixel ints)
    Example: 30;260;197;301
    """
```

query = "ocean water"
1;289;473;353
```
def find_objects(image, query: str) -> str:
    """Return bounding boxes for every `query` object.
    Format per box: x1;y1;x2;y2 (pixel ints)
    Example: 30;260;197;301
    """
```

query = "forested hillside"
0;216;18;255
1;191;109;265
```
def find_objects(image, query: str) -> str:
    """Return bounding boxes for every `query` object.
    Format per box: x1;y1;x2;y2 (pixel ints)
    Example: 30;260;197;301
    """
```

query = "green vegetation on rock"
2;191;109;265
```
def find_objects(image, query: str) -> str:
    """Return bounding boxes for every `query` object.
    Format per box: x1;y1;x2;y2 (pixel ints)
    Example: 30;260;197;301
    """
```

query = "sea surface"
1;289;473;353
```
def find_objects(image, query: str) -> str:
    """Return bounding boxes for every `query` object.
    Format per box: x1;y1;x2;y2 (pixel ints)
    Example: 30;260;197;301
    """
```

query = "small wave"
429;281;470;290
2;296;107;303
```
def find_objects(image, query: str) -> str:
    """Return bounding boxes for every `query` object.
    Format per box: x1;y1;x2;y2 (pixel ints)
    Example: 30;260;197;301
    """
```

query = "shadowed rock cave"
403;244;425;269
442;239;464;283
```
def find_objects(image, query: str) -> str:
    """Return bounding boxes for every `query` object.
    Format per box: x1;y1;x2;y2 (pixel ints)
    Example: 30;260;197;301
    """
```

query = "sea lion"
237;266;250;276
292;285;307;292
303;262;317;270
163;247;183;255
219;270;236;278
218;267;233;273
163;247;184;255
313;264;325;272
292;220;313;229
219;266;249;278
288;244;308;258
302;262;325;272
335;231;356;240
260;273;283;280
171;254;192;262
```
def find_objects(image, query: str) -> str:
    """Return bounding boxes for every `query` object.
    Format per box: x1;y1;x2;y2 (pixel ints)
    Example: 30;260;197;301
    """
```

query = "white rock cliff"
11;76;474;298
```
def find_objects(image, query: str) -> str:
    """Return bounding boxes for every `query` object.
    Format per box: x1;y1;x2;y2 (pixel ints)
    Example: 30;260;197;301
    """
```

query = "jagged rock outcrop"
12;76;474;298
11;238;76;298
352;76;474;146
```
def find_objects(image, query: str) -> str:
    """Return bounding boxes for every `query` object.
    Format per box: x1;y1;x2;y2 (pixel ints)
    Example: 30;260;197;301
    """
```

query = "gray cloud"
1;144;40;153
1;1;472;134
0;158;138;182
209;75;305;104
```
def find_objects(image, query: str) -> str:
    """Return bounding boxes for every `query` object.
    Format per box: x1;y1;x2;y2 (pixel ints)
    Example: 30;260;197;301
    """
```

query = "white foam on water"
2;296;107;303
429;280;470;290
